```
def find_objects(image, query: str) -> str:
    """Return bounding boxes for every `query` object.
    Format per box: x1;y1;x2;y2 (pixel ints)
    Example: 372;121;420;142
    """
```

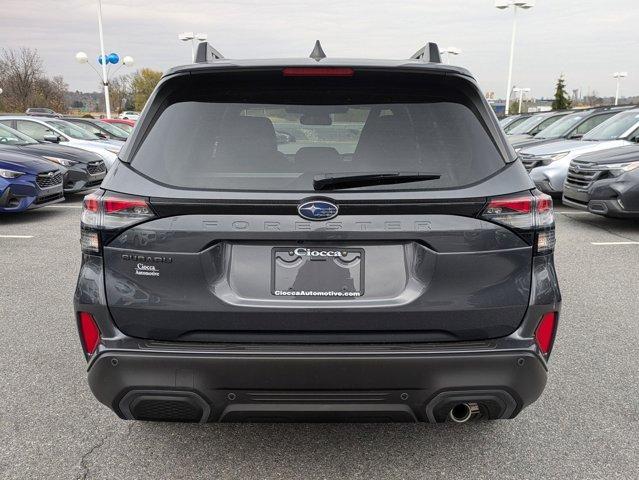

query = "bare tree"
108;74;133;113
0;47;43;111
0;47;70;113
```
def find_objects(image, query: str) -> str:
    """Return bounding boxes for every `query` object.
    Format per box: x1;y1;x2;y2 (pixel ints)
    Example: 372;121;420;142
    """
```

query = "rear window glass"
130;73;505;192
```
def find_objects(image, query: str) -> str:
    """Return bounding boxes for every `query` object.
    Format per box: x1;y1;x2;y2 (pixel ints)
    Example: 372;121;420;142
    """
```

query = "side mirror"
43;134;60;143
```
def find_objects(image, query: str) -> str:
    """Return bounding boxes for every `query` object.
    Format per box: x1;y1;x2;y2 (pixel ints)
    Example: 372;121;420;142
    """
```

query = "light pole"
512;87;531;114
96;0;110;117
613;72;628;106
76;1;134;119
495;1;535;115
76;51;134;118
440;47;462;65
178;32;208;62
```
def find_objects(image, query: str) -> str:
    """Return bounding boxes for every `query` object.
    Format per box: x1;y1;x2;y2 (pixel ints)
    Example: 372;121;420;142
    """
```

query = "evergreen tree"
552;75;572;110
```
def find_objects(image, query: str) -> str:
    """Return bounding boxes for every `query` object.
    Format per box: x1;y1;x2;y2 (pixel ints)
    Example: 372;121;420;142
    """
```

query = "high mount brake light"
535;312;558;357
282;67;354;77
80;191;155;253
481;191;555;254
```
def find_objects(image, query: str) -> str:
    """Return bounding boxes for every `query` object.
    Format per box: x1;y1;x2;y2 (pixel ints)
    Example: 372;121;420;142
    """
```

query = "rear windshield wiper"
313;172;441;191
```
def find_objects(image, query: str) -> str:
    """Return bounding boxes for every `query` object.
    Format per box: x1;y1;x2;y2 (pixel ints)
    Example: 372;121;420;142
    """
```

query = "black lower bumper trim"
88;349;547;423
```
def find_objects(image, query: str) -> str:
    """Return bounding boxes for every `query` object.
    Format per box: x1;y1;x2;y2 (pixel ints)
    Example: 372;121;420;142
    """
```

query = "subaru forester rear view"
74;42;561;424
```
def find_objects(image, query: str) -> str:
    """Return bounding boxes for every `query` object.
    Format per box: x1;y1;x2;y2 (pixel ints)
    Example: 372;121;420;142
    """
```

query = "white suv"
518;109;639;195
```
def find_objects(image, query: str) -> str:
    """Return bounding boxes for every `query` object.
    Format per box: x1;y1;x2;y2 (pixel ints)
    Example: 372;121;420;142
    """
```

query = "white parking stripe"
0;235;34;239
591;241;639;245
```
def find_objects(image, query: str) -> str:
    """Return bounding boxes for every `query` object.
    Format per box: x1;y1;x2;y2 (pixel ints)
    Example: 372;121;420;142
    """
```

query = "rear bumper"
76;249;561;423
87;345;547;423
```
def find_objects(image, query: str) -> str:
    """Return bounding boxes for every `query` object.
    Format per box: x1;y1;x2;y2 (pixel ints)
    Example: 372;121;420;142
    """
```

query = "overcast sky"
1;0;637;99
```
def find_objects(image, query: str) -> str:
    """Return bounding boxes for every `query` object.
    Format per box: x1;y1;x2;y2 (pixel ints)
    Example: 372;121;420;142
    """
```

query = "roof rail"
194;42;225;63
411;43;441;63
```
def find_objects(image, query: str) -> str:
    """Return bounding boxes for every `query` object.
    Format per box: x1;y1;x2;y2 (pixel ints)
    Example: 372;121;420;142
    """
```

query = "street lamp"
495;1;535;115
440;47;462;65
75;49;134;118
512;87;531;114
178;32;208;62
76;1;135;119
613;72;628;106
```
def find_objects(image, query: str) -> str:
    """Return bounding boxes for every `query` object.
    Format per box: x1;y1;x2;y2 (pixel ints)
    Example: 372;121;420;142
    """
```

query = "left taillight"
77;312;101;356
481;190;555;255
81;190;155;253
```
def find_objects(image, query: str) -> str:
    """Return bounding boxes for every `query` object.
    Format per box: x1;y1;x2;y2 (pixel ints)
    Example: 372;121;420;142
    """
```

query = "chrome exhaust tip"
448;402;479;423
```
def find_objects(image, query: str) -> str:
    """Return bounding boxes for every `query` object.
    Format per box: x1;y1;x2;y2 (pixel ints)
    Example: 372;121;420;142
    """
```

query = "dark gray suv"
74;42;561;424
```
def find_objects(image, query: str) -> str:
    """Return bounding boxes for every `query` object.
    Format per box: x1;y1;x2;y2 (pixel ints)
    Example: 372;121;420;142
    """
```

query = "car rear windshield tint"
130;71;506;191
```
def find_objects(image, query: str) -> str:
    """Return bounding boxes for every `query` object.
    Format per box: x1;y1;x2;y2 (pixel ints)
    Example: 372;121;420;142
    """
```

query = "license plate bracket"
271;247;364;299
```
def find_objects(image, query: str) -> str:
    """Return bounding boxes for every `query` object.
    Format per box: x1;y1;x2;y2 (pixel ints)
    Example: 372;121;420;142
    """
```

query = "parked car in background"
75;45;560;424
119;111;140;120
0;116;122;169
499;113;533;133
65;117;129;141
101;118;135;134
0;123;107;194
25;107;61;118
506;111;570;141
563;145;639;218
511;106;633;150
0;149;64;213
519;108;639;195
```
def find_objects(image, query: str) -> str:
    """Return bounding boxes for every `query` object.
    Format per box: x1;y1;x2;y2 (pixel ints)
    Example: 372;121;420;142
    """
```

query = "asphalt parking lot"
1;197;638;480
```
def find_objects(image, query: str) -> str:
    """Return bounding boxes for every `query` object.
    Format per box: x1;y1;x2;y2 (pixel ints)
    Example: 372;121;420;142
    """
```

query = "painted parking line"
0;235;34;239
591;241;639;245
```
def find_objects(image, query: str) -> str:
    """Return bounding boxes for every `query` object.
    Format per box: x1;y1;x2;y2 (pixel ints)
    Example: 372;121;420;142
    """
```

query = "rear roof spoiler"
195;42;225;63
411;43;441;63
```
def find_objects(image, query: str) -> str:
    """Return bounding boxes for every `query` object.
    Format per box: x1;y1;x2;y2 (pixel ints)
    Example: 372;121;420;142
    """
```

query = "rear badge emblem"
297;200;338;221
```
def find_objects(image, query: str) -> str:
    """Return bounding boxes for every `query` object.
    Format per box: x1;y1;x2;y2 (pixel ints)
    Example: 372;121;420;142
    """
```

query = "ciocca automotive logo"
294;248;343;257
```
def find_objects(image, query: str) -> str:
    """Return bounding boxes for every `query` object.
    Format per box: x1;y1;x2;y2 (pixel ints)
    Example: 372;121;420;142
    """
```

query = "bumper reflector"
78;312;101;355
535;312;558;356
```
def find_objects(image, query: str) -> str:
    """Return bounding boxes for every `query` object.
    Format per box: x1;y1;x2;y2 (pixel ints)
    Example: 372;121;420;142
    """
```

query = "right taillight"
80;190;155;254
535;312;558;357
481;190;555;255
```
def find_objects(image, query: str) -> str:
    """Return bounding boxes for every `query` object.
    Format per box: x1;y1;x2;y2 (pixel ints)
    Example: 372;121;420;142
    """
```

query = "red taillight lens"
81;192;154;229
535;312;558;357
78;312;101;355
84;195;99;212
481;191;555;254
103;197;151;214
482;193;535;229
80;191;155;253
283;67;354;77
